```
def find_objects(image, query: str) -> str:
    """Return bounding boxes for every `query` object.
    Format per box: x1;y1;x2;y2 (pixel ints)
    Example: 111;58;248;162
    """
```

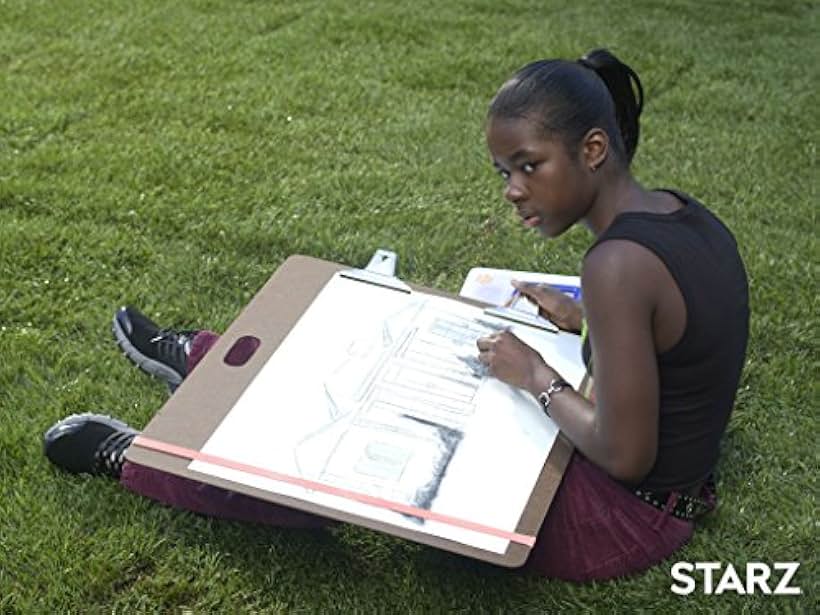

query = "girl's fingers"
476;335;496;351
511;284;554;317
511;279;535;296
511;282;542;307
513;280;552;299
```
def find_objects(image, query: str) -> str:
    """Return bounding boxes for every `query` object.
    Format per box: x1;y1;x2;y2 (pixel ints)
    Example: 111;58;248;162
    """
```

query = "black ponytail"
489;48;645;164
578;49;644;162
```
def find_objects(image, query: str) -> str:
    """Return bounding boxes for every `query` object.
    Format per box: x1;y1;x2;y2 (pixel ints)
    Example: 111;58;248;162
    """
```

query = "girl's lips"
523;215;542;228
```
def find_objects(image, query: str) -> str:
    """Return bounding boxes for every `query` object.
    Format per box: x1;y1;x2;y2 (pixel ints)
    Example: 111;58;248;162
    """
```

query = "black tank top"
582;190;749;492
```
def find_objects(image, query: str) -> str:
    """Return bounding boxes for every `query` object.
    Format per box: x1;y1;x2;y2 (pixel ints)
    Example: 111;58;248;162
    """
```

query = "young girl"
44;49;749;582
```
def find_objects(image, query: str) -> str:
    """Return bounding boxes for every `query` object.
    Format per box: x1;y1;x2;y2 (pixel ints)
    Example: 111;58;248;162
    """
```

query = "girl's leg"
119;461;330;529
120;329;331;529
186;330;221;371
522;454;695;581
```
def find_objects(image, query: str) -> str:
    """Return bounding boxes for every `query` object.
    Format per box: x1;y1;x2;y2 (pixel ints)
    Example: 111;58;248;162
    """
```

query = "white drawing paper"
190;273;586;553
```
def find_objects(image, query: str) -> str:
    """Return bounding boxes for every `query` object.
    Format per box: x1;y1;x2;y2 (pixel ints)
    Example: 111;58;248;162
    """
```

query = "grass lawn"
0;0;816;611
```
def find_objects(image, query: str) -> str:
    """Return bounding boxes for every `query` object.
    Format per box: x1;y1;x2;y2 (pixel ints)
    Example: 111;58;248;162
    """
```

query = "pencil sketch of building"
295;299;495;519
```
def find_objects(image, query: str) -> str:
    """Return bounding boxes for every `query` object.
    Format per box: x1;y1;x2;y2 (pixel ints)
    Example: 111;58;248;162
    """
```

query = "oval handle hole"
223;335;261;367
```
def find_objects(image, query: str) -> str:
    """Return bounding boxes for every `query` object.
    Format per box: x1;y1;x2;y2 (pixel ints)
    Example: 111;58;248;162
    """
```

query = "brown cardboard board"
126;254;574;567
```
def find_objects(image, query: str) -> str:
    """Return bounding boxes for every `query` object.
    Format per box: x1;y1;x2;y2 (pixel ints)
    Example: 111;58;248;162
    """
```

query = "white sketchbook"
459;266;582;306
190;272;585;554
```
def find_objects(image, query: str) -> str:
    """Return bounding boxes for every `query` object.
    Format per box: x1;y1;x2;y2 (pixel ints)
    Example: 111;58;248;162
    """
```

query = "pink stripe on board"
132;435;536;547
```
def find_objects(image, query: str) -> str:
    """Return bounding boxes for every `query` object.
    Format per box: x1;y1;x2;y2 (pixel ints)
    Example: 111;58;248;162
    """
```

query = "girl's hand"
476;330;557;394
512;280;584;334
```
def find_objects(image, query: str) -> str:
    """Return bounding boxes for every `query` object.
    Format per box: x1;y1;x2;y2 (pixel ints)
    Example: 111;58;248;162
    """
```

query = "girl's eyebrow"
509;148;535;163
493;149;535;167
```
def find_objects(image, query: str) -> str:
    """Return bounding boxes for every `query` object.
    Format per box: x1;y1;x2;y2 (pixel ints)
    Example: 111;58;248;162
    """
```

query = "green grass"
1;0;817;611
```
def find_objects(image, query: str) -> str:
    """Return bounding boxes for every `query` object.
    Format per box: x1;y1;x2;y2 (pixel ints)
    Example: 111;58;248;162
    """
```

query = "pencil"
503;287;521;308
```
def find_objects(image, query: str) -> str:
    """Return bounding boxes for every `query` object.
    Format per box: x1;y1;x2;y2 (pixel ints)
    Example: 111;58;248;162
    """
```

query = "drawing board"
126;255;581;566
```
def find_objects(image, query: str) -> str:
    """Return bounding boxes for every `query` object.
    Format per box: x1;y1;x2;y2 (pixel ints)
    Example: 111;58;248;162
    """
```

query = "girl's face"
486;116;593;237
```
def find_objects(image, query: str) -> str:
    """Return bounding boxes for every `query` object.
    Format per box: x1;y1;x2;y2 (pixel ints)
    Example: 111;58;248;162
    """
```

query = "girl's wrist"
527;362;558;398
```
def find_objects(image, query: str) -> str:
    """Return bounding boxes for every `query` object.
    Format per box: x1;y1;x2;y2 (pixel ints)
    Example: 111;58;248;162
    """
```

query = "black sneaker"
112;306;198;392
43;413;138;478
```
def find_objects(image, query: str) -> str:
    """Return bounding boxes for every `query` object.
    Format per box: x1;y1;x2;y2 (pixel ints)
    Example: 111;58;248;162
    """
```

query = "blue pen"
549;283;582;300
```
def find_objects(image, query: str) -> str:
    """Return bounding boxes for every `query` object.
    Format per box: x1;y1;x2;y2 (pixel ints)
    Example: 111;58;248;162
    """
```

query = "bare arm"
479;240;661;484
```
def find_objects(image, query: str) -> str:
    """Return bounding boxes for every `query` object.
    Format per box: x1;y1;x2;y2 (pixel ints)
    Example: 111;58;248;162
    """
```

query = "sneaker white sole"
112;316;183;391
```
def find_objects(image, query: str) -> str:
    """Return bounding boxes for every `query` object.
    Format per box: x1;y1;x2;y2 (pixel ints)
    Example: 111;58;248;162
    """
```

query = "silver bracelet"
537;378;572;417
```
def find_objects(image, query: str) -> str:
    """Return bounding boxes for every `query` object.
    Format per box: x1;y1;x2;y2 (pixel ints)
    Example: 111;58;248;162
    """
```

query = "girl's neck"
582;170;661;237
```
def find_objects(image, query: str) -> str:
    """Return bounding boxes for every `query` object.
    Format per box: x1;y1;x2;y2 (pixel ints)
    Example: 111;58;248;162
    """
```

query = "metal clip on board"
339;249;412;293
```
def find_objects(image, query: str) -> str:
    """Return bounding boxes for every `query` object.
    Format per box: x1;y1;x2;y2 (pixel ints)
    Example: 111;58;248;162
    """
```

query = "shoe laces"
94;430;137;478
150;328;196;347
150;329;197;365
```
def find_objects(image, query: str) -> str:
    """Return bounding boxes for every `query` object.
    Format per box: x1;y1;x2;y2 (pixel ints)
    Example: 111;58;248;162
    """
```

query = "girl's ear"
582;128;609;172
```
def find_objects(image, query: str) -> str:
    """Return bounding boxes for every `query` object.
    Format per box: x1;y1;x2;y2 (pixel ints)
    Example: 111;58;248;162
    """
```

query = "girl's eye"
497;168;511;181
522;162;537;174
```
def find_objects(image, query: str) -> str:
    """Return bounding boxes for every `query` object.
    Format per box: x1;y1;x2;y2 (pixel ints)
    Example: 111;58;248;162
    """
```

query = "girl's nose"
504;180;526;204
